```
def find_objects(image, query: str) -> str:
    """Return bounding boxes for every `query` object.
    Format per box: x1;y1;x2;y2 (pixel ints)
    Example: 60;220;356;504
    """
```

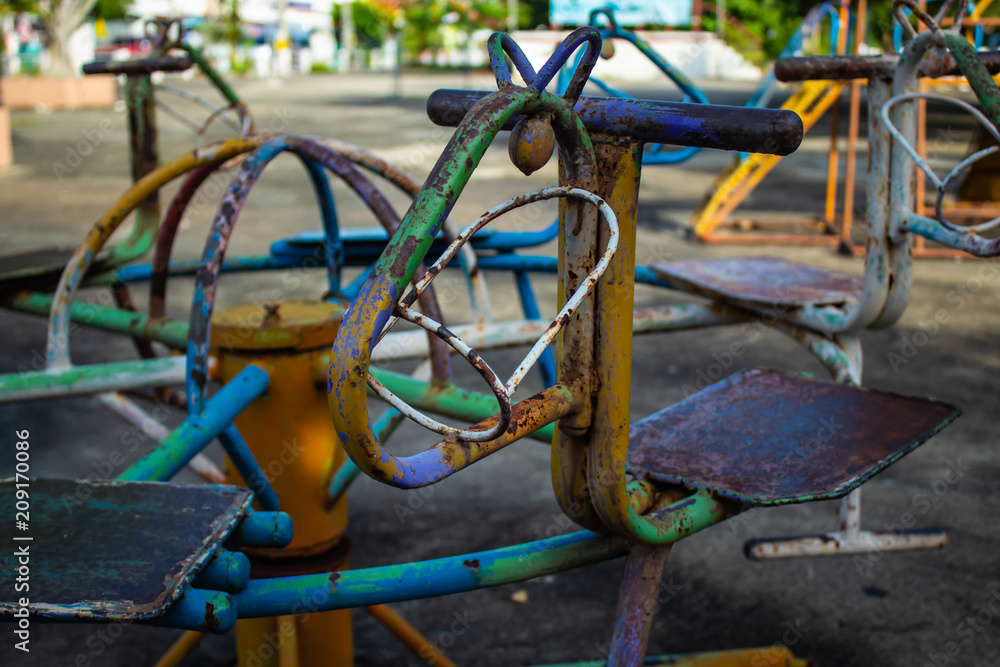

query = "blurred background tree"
203;0;244;70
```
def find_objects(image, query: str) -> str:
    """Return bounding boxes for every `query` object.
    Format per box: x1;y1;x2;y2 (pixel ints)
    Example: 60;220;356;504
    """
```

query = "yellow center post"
211;299;353;667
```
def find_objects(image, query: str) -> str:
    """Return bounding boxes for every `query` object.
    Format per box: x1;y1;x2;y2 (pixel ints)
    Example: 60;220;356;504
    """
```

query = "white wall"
509;29;761;82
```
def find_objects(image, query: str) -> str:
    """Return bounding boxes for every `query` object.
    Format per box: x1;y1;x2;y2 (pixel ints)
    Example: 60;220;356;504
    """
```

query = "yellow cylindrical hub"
212;300;353;667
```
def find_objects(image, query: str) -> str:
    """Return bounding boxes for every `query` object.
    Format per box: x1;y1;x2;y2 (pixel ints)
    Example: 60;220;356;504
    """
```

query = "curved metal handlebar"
82;57;193;76
329;29;602;489
367;187;618;443
427;90;803;156
45;137;264;371
883;91;1000;234
885;10;1000;257
489;28;602;103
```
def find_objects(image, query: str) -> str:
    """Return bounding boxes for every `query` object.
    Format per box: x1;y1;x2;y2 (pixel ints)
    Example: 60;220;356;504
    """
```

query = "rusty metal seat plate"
649;257;863;307
0;480;251;621
627;369;960;506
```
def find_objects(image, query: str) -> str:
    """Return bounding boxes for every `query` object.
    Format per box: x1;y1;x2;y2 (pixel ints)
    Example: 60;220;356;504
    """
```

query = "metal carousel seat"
0;480;291;633
650;257;863;310
627;369;959;510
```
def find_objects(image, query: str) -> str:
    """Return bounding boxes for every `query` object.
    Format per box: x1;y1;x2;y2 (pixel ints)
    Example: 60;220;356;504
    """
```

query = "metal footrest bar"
745;528;949;560
745;488;948;560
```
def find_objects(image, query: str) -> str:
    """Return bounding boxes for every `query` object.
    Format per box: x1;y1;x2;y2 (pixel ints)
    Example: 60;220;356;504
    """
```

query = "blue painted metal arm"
218;423;280;511
514;268;557;386
233;530;623;618
118;365;269;482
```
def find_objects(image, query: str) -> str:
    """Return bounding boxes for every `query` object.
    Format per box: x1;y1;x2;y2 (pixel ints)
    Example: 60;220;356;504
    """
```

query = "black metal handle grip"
775;51;1000;82
427;90;804;156
83;56;193;77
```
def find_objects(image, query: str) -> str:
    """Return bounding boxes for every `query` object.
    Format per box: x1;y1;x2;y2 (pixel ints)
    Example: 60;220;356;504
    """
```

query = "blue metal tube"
341;262;376;301
233;530;623;618
514;269;556;387
301;157;343;294
149;588;237;633
218;423;280;511
118;365;269;482
478;254;558;273
194;550;251;593
227;510;294;549
110;255;288;284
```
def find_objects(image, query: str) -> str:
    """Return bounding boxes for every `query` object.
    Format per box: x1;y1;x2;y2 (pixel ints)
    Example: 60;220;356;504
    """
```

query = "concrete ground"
1;69;999;667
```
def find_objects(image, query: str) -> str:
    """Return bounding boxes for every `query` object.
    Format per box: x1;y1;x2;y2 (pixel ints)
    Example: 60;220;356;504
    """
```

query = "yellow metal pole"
277;616;300;667
153;631;206;667
213;300;354;667
365;604;460;667
586;137;643;536
839;0;866;253
824;2;851;230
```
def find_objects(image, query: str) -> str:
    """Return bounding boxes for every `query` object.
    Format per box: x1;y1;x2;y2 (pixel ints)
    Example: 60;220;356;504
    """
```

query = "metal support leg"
607;544;672;667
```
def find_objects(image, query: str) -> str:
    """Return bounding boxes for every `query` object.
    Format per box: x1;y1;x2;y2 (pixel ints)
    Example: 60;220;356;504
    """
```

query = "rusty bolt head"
508;117;556;176
262;301;281;323
601;40;615;60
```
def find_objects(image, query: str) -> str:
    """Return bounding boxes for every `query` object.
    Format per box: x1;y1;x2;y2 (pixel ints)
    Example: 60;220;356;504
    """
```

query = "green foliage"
342;0;396;50
203;0;242;46
524;0;547;28
0;0;39;14
89;0;130;21
340;1;507;65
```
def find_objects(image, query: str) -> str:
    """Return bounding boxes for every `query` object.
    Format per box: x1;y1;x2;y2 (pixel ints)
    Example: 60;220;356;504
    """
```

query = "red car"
94;37;154;61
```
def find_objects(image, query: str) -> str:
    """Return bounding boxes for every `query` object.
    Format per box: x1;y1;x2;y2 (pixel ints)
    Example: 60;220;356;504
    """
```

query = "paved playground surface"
1;71;999;666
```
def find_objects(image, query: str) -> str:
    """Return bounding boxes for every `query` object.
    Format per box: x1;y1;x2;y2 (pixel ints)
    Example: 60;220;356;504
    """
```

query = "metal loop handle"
145;17;183;50
45;137;263;370
488;27;601;103
488;32;538;89
539;27;602;102
368;186;618;443
883;91;1000;234
186;136;412;414
588;7;621;32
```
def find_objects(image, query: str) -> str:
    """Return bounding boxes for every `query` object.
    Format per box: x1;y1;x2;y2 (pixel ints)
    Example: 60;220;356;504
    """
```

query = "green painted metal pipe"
368;367;555;443
0;355;186;402
4;291;189;349
235;486;726;619
234;529;625;618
